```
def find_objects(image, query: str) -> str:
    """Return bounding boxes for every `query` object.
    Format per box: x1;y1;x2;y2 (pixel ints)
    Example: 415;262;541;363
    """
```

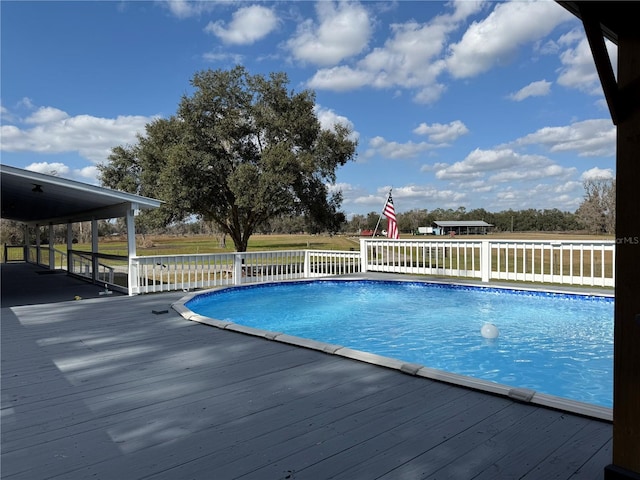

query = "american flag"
383;192;399;239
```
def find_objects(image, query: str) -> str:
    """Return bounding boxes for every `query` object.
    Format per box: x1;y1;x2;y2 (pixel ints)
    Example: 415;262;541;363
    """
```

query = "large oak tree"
99;66;357;251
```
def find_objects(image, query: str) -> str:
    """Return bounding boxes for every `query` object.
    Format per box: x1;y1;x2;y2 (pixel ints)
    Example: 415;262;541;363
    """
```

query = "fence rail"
130;239;613;295
361;239;483;279
68;250;121;288
489;240;614;286
360;239;615;287
130;249;362;294
7;239;616;294
3;244;27;263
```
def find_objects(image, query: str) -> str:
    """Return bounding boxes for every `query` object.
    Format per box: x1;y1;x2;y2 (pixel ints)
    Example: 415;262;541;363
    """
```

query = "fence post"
129;258;139;295
303;250;311;278
481;240;491;282
234;253;244;286
359;238;368;273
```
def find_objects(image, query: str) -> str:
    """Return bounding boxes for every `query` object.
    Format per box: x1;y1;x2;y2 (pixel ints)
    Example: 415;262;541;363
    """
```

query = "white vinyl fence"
360;238;615;287
129;239;614;295
130;249;362;294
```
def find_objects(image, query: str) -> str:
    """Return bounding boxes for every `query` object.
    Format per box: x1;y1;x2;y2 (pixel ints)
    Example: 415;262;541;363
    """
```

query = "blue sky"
1;1;616;217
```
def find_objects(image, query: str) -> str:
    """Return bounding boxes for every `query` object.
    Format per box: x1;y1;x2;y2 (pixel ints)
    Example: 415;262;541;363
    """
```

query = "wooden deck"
1;263;612;479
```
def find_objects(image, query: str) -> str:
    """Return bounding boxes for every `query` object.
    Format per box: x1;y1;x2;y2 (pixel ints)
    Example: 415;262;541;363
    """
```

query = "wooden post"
607;32;640;478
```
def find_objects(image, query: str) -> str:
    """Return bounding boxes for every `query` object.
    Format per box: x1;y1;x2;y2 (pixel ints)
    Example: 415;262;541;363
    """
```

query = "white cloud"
286;1;372;66
25;162;70;176
202;52;244;64
514;119;615;157
24;162;99;184
0;106;154;164
25;106;69;124
556;29;617;95
508;79;552;101
205;5;279;45
314;105;359;142
366;136;434;159
308;1;484;103
158;0;217;19
489;164;575;183
434;148;560;181
305;65;374;92
446;1;574;79
581;167;614;181
348;184;467;211
413;120;469;144
392;184;467;205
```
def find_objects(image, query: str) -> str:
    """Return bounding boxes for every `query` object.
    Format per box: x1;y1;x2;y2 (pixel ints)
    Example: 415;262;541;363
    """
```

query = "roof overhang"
1;164;162;225
556;1;640;125
556;1;639;46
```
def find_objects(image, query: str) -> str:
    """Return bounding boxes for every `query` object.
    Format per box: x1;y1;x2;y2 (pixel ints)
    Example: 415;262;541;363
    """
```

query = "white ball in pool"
481;323;499;339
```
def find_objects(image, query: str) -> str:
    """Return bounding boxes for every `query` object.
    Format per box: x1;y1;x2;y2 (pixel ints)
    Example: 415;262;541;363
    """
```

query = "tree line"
0;177;615;247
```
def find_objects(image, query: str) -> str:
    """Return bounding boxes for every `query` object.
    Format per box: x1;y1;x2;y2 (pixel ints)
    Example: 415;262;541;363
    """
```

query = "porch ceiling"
0;165;161;225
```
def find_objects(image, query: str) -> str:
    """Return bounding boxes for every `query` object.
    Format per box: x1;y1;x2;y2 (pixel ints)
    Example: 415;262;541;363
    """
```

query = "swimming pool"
183;280;613;409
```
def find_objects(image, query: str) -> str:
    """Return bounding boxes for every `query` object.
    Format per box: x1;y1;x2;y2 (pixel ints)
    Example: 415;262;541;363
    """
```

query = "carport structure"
0;164;161;294
433;220;493;236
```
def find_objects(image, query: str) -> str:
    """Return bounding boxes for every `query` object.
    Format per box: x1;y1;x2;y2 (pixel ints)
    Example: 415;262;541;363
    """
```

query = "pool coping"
171;275;613;422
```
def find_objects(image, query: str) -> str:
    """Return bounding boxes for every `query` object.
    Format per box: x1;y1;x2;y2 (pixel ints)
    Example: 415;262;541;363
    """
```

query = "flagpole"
372;189;392;237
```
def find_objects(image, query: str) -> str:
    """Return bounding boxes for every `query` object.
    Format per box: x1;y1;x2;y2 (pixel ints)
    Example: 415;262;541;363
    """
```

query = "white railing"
360;239;615;287
128;239;614;295
27;245;67;269
489;240;615;287
360;239;483;279
69;251;117;286
130;249;362;294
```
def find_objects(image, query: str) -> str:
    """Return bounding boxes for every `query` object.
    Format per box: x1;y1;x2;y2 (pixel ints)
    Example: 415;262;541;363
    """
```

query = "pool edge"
171;278;613;423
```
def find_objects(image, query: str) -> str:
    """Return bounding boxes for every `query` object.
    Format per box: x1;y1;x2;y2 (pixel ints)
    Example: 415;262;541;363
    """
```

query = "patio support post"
126;205;137;295
35;224;41;265
23;224;29;262
606;30;640;479
91;218;99;283
67;222;73;273
48;222;55;270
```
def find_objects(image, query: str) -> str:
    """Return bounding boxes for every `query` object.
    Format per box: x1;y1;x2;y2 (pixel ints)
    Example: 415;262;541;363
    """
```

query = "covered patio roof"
0;164;161;225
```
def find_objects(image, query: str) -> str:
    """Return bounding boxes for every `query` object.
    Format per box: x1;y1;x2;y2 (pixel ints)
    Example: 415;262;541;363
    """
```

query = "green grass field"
81;233;362;257
84;231;613;257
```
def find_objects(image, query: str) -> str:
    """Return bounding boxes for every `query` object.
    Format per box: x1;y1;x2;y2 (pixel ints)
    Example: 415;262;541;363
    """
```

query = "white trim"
1;164;161;209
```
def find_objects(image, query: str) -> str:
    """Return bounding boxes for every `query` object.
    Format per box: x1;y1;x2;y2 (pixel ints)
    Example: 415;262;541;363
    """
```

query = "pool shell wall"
172;276;613;422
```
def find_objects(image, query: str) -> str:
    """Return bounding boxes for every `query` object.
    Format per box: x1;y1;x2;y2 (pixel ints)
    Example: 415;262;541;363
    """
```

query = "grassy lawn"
78;233;361;257
85;231;613;257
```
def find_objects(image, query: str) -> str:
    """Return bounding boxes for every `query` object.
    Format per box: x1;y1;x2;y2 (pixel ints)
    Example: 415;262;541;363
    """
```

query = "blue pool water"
186;280;614;407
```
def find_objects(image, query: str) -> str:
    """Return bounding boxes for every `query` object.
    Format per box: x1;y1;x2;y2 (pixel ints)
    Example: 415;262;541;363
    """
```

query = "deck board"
1;263;612;479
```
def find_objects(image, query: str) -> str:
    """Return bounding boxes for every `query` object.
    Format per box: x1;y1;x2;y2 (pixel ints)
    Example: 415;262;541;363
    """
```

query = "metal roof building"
433;220;493;236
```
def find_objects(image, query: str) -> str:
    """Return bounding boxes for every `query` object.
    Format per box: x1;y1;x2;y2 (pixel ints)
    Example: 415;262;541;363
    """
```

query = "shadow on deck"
1;263;612;479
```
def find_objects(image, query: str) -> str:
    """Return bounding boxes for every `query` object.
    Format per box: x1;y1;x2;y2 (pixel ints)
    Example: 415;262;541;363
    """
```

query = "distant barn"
433;220;493;236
